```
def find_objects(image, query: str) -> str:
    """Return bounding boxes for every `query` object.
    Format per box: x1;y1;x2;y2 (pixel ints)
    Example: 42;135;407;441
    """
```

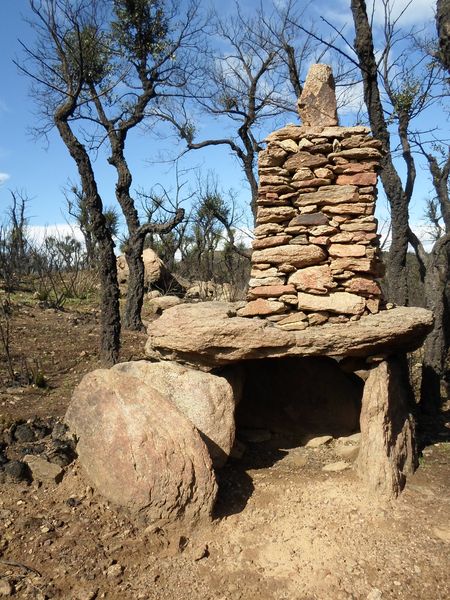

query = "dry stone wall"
239;124;385;329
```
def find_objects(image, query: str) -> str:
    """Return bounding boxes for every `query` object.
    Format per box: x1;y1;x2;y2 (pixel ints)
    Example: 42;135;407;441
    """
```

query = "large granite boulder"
112;360;236;468
145;302;433;368
117;248;185;295
65;369;217;524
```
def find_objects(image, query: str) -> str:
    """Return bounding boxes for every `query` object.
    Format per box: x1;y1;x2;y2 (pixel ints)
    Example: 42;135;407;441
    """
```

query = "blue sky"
0;0;445;246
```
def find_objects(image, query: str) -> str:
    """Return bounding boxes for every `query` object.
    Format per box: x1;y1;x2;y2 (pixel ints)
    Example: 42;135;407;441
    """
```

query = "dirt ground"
1;295;449;600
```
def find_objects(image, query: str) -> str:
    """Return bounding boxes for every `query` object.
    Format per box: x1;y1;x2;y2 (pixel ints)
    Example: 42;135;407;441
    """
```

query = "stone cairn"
238;64;384;329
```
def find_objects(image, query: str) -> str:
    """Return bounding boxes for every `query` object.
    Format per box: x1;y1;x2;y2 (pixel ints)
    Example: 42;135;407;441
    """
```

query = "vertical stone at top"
297;64;338;127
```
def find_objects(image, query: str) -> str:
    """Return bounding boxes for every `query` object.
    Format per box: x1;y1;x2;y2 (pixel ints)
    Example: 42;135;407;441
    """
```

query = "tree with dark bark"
20;0;198;332
65;184;119;268
349;0;448;409
18;0;121;364
410;143;450;412
80;0;205;329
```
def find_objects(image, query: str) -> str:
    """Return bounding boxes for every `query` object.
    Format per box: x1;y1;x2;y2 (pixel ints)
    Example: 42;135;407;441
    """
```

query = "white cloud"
0;173;10;186
27;223;84;246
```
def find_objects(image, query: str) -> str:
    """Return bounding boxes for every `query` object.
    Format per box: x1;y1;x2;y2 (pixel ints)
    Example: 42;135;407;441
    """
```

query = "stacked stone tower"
238;64;384;329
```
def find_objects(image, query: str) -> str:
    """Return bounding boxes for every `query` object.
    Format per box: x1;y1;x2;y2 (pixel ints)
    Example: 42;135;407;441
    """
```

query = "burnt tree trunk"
414;151;450;413
55;111;121;365
123;235;146;331
351;0;410;305
420;240;449;413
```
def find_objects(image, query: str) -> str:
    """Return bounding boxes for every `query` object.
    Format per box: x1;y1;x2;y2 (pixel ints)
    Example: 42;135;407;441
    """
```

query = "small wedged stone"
341;218;377;232
252;235;292;250
296;184;358;204
258;148;287;167
344;277;381;297
336;173;377;186
256;206;297;225
265;124;309;142
330;257;378;274
275;139;298;152
289;212;329;226
254;223;284;237
248;284;296;298
328;244;367;258
292;178;333;189
329;147;382;160
288;265;335;293
322;203;374;216
292;167;314;181
248;276;285;287
238;298;286;317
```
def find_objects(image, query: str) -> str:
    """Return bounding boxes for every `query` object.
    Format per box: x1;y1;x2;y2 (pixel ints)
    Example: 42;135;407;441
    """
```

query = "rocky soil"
1;297;449;599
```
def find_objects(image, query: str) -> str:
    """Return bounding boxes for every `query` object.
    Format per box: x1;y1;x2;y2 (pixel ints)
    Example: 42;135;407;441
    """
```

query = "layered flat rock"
145;302;433;368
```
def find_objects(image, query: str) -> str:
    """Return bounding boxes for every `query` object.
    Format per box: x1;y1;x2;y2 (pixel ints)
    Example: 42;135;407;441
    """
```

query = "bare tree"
410;143;450;412
65;184;119;267
18;0;121;364
159;1;318;222
80;0;208;329
349;0;449;409
0;190;31;291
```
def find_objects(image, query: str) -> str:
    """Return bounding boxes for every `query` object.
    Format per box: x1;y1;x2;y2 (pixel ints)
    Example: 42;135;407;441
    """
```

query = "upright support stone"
297;64;338;126
357;357;418;498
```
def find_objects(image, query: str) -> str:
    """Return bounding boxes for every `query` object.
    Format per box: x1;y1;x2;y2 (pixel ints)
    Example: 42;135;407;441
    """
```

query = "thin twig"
0;560;42;577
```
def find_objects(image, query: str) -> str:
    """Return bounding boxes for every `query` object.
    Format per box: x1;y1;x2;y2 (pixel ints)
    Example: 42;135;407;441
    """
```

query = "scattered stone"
13;423;35;443
337;432;361;444
23;455;64;484
4;460;30;483
322;461;350;472
305;435;333;448
229;439;246;459
147;295;183;315
117;248;184;295
0;580;13;597
106;563;124;579
432;525;450;543
334;445;359;461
